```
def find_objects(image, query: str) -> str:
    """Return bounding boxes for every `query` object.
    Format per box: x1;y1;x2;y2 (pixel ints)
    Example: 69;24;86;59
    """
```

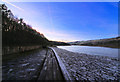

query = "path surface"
38;49;64;80
2;48;65;81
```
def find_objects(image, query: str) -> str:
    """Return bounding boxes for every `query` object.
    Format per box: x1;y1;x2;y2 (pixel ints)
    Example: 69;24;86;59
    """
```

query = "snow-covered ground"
53;47;120;80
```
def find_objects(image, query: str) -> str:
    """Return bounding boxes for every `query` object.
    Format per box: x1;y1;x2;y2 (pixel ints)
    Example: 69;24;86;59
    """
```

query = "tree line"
1;4;49;47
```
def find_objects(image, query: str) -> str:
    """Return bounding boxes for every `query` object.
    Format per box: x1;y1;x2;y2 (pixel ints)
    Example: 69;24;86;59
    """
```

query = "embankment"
2;45;42;55
53;47;119;80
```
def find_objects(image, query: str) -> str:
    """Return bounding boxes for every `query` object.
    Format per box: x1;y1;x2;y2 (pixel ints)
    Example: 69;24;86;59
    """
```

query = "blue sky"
1;2;118;42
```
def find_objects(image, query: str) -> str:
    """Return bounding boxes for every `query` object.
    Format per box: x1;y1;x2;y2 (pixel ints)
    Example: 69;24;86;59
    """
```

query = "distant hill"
50;41;70;46
68;37;120;48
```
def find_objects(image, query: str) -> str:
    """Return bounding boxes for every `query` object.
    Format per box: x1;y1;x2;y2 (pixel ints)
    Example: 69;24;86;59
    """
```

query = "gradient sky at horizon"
1;2;118;42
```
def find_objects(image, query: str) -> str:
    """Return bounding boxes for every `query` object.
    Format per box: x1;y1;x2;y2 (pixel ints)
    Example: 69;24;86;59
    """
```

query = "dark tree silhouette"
1;4;49;47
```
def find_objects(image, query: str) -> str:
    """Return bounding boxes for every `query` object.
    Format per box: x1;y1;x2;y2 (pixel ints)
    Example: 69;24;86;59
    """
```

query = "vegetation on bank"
1;4;49;47
1;4;69;47
68;37;120;48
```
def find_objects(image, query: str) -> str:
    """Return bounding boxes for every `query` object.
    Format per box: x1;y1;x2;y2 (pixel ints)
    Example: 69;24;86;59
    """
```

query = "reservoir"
57;45;119;58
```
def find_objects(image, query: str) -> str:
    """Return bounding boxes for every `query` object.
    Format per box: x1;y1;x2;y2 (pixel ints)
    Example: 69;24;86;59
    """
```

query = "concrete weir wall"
2;45;42;55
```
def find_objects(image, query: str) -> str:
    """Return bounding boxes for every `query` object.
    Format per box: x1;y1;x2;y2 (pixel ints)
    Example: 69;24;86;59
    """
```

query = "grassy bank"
68;37;120;48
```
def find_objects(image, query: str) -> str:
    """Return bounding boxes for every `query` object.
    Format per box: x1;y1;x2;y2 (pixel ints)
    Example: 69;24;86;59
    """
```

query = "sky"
0;2;118;42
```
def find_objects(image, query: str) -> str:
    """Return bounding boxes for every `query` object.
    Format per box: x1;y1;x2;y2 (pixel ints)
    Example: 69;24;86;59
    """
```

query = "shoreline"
57;45;118;59
58;45;120;49
75;44;120;49
53;47;119;80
